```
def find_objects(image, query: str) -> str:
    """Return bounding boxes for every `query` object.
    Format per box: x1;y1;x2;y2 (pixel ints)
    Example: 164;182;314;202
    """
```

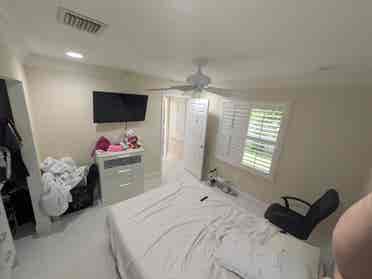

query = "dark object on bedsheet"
264;189;340;240
63;164;99;215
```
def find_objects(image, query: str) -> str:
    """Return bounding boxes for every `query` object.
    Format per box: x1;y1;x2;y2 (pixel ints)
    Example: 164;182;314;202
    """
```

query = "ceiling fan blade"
170;85;196;91
204;87;235;97
147;87;174;91
147;85;195;92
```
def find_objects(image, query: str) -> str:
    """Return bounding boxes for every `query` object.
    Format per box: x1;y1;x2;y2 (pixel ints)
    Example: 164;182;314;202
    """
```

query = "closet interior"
0;79;35;239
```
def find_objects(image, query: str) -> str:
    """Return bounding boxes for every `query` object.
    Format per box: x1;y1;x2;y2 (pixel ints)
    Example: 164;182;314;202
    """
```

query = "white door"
184;98;209;180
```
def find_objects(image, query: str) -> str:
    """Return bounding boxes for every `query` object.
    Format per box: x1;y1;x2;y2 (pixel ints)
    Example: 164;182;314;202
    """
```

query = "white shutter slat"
229;103;250;166
216;101;234;161
216;101;250;166
241;107;284;175
221;101;234;134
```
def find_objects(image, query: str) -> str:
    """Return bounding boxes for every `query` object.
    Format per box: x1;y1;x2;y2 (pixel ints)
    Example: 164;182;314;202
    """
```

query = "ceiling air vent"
57;7;107;35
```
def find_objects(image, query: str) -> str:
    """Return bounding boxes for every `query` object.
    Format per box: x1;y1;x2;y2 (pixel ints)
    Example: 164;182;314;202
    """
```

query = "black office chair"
264;189;340;240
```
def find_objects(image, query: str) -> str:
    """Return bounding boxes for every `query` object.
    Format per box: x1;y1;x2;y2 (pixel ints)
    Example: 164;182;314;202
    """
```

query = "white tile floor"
12;159;197;279
13;206;119;279
161;159;196;185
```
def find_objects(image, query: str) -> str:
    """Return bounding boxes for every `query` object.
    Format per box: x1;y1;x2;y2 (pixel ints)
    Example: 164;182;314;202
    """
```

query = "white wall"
363;168;372;195
202;87;372;246
24;55;174;190
0;44;51;234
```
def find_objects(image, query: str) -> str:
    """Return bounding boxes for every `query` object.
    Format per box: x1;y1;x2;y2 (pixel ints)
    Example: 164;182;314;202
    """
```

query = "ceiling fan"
147;59;236;97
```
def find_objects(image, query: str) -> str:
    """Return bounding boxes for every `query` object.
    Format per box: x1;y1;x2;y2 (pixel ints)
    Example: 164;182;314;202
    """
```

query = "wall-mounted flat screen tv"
93;91;148;123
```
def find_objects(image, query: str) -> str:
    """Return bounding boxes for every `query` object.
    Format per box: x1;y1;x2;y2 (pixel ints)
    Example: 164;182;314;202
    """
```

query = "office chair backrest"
305;189;340;232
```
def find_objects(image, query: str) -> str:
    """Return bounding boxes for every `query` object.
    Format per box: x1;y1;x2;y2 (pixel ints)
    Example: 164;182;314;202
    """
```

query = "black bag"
63;164;99;215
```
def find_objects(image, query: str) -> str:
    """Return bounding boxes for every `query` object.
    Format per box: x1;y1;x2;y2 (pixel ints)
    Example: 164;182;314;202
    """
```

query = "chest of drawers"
96;148;144;206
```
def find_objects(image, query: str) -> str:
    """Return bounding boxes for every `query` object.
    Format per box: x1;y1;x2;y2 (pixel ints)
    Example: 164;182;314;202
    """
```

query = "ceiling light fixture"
66;51;84;59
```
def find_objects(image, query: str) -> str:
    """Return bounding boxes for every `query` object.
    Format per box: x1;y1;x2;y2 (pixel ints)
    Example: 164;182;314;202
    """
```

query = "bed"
107;182;321;279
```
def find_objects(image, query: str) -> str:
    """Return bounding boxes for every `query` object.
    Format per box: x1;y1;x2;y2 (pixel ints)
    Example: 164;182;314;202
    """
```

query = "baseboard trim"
144;171;161;191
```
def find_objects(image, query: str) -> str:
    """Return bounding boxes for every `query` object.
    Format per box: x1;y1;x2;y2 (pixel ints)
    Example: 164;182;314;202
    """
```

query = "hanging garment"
0;147;11;183
0;118;29;184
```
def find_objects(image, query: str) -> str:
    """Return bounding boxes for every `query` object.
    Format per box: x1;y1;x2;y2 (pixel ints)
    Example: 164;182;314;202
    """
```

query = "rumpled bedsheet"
107;182;278;279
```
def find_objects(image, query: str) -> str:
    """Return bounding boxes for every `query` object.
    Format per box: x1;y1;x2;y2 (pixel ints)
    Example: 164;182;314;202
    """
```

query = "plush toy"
124;129;141;149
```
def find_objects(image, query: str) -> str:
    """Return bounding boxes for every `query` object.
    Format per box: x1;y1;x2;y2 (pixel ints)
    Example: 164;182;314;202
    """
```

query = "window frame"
239;102;290;181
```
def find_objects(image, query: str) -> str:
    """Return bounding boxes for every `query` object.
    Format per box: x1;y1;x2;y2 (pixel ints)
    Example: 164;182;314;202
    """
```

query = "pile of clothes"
40;157;87;217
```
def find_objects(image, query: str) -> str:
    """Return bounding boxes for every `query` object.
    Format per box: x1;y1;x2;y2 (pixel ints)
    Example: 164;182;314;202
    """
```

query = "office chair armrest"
281;196;312;209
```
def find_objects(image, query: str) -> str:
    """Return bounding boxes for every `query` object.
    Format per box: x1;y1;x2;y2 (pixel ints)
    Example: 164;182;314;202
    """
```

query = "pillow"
214;230;282;279
214;231;320;279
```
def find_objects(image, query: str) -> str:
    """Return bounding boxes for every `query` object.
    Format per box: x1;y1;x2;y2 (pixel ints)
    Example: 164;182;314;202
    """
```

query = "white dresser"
0;188;16;279
96;148;144;206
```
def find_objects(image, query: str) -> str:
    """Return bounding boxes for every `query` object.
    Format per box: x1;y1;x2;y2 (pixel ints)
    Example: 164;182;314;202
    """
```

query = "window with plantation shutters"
216;101;250;166
241;105;285;175
216;101;288;180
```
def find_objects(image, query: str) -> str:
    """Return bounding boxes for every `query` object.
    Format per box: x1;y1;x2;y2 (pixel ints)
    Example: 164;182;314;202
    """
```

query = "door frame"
3;78;52;234
160;92;191;169
161;95;170;160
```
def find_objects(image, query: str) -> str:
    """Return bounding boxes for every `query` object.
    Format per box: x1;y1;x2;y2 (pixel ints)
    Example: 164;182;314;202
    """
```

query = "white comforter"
107;182;278;279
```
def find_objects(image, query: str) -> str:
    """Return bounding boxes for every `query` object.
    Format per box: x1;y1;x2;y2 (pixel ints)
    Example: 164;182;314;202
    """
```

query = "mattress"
107;181;265;279
106;182;319;279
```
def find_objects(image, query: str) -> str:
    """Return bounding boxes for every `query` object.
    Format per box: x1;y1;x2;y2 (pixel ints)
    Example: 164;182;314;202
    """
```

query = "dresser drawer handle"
0;232;7;242
119;183;130;188
118;169;131;174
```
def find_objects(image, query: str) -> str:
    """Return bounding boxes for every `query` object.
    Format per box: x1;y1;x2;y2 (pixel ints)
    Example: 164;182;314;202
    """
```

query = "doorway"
161;95;188;183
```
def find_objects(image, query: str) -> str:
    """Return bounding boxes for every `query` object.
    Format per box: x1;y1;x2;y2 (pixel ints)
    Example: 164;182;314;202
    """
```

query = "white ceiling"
1;0;372;87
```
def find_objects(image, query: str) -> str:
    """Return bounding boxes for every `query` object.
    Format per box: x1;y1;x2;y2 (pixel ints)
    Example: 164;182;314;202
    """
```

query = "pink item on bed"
107;144;123;152
91;136;111;157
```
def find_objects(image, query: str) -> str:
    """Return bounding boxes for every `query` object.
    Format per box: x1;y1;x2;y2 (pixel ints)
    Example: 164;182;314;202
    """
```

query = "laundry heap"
40;157;87;217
